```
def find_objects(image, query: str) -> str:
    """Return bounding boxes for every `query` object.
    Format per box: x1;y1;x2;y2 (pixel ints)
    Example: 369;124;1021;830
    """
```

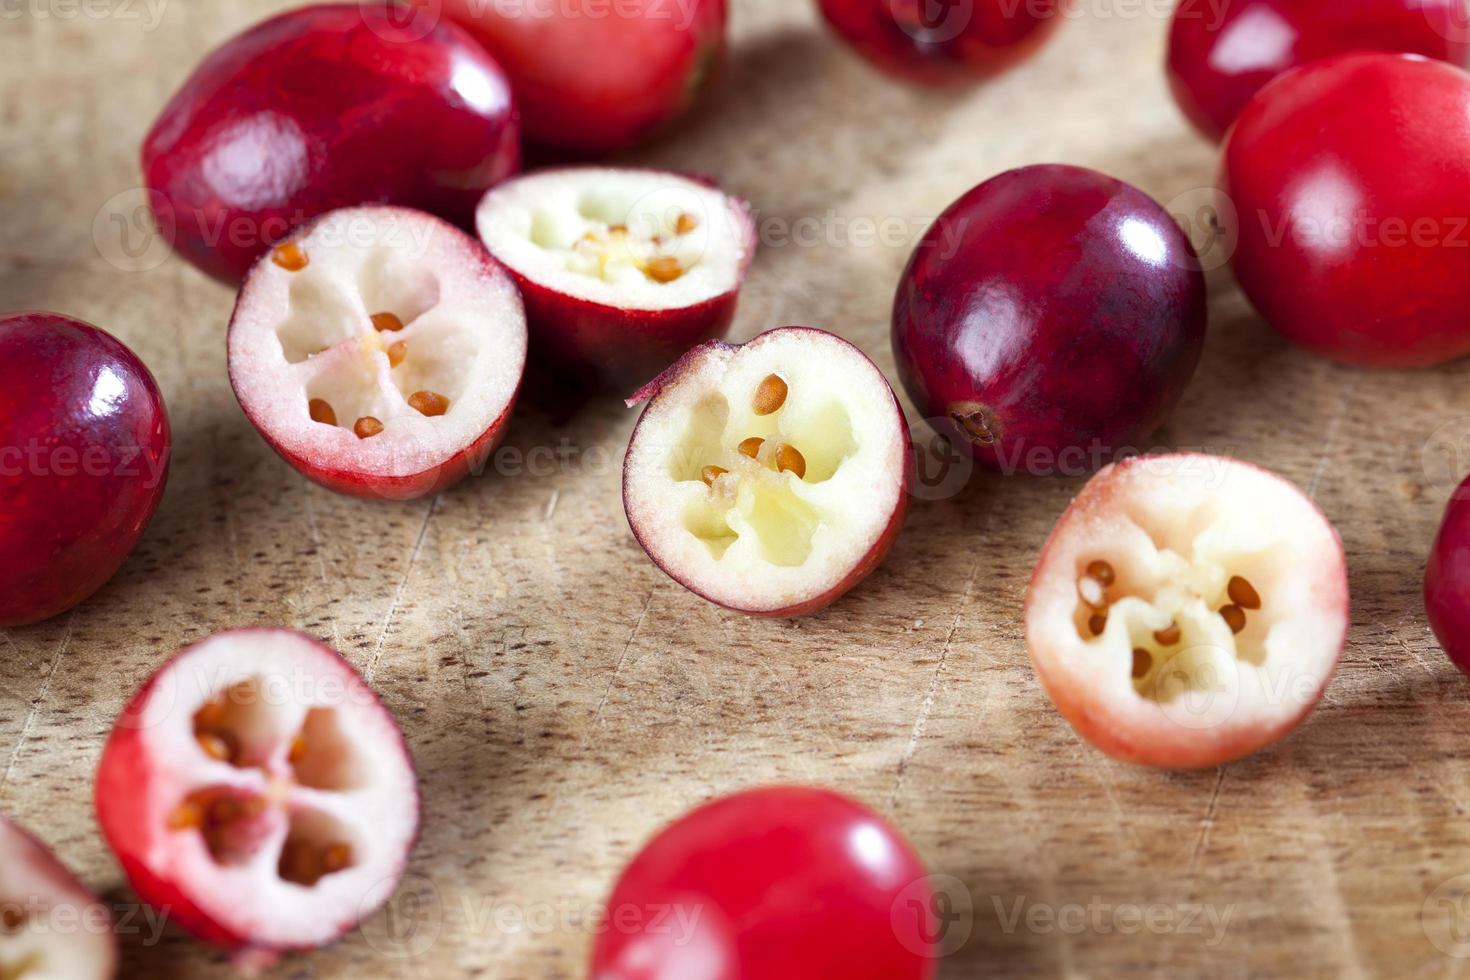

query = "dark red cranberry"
1221;53;1470;367
818;0;1067;85
143;3;520;284
1168;0;1470;141
1426;475;1470;674
892;164;1206;475
439;0;726;154
590;786;937;979
0;313;170;626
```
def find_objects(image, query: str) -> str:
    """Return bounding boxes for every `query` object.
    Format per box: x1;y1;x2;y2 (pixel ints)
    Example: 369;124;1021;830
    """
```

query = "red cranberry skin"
1425;475;1470;674
590;787;937;980
440;0;726;154
1222;53;1470;367
144;3;520;284
819;0;1067;85
0;313;171;626
892;164;1206;474
1168;0;1470;142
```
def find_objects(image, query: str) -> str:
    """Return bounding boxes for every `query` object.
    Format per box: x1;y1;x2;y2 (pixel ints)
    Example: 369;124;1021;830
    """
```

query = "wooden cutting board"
1;1;1463;976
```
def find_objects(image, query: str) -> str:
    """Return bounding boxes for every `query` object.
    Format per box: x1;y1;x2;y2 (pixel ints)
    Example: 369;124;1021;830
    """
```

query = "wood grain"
1;1;1466;977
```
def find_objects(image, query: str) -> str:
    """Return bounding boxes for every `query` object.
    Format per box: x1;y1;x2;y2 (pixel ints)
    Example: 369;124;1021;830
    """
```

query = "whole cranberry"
439;0;726;154
1426;475;1470;674
1168;0;1470;141
144;3;520;284
0;313;170;626
892;164;1206;475
591;787;937;979
818;0;1067;85
1221;53;1470;367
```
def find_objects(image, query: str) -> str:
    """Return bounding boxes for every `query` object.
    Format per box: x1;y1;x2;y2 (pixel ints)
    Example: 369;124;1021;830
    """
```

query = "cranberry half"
590;786;937;979
0;312;170;626
440;0;727;154
144;3;520;284
1168;0;1470;141
818;0;1067;85
1221;53;1470;367
892;164;1206;475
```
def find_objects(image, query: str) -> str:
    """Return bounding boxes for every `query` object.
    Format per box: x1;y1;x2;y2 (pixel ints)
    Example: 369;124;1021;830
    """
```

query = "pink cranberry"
1168;0;1470;141
818;0;1067;85
144;3;520;283
0;312;170;626
892;164;1206;475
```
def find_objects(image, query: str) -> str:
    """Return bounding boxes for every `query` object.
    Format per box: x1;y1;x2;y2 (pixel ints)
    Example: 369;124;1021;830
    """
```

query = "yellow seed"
1;907;24;931
738;437;764;459
271;242;308;272
1088;612;1107;636
354;416;384;439
1153;622;1181;646
308;398;337;427
1227;575;1262;610
1220;604;1247;634
371;312;404;333
1131;648;1153;680
195;700;226;728
701;465;728;486
289;734;307;765
322;843;353;874
408;390;450;417
676;212;699;234
753;374;788;416
775;444;806;479
387;340;408;368
1086;560;1115;587
644;256;684;283
196;731;237;764
280;840;323;886
609;224;628;235
168;801;205;830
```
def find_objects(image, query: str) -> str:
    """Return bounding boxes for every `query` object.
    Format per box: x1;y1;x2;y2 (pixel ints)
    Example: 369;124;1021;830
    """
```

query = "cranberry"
0;312;170;627
144;3;520;284
590;786;937;979
1027;453;1349;768
1168;0;1470;141
1221;53;1470;367
818;0;1067;85
0;816;116;978
1425;475;1470;673
439;0;726;154
892;164;1206;475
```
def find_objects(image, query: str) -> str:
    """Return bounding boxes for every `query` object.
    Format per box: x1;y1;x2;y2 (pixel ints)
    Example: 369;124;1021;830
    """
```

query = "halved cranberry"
144;3;520;283
0;816;116;979
0;312;170;626
95;628;419;957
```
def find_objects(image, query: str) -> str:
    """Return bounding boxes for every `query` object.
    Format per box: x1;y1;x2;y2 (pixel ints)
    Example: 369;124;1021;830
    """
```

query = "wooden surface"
2;1;1467;977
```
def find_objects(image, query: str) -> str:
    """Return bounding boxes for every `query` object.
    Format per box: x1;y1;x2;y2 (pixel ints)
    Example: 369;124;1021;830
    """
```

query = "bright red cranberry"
1168;0;1470;141
818;0;1067;85
144;3;520;284
892;164;1206;475
1222;53;1470;367
0;313;170;627
440;0;726;154
590;786;937;979
1426;475;1470;673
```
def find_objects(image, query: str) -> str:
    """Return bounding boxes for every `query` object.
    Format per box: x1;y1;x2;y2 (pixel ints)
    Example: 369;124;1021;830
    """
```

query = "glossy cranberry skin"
892;164;1206;474
144;3;519;284
819;0;1066;85
1168;0;1470;141
590;787;937;980
1222;53;1470;367
1426;475;1470;674
0;313;170;626
440;0;726;154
